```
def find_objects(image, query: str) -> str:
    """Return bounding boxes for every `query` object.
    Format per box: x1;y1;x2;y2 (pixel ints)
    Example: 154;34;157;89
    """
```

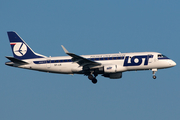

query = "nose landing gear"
152;69;157;79
153;75;157;79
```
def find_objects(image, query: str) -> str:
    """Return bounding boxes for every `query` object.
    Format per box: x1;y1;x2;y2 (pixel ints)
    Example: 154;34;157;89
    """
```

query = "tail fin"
7;31;46;60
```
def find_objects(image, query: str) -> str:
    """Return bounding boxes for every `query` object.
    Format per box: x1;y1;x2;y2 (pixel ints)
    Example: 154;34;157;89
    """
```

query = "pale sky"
1;1;180;120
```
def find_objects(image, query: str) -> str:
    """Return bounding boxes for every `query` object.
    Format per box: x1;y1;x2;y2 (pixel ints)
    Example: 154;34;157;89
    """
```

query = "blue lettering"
123;55;153;66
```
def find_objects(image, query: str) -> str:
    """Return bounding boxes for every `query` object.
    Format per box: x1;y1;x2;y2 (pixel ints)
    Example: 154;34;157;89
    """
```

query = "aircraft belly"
30;64;47;72
125;64;154;71
58;63;75;74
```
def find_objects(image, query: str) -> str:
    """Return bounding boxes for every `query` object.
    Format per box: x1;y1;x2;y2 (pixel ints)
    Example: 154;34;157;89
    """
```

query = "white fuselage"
6;31;176;83
14;52;176;75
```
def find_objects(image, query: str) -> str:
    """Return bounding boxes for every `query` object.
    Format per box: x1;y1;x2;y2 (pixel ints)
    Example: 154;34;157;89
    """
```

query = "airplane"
5;31;176;84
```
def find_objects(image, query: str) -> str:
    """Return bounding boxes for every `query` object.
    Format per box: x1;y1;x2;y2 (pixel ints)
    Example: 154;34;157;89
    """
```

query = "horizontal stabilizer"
6;56;28;65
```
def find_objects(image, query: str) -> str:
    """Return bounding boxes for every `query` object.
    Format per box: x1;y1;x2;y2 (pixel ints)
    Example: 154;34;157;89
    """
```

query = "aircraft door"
148;54;153;63
153;54;158;62
46;59;51;68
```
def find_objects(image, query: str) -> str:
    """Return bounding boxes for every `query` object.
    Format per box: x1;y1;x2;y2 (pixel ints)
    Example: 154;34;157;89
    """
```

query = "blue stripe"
158;57;170;60
33;56;125;64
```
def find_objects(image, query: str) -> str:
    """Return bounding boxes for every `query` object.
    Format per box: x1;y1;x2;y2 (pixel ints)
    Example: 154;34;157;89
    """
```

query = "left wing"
61;45;101;66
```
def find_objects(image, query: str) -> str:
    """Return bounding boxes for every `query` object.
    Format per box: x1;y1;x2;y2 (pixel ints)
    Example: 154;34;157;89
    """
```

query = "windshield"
158;54;167;58
157;54;169;59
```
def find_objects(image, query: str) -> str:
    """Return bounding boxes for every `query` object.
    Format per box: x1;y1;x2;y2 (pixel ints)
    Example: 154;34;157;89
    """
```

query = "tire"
153;75;157;79
92;78;97;84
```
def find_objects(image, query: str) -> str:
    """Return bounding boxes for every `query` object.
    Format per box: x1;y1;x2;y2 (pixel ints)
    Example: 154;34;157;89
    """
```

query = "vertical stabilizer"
7;31;46;59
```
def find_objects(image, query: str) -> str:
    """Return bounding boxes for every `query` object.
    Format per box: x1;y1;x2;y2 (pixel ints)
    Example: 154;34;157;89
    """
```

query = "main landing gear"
88;72;98;84
152;69;157;79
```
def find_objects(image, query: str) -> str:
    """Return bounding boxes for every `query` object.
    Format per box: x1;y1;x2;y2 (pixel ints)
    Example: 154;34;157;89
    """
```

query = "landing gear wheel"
152;69;157;79
88;75;94;80
92;78;97;84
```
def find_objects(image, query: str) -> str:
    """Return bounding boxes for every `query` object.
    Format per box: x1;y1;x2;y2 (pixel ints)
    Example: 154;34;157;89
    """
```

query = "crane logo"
11;42;27;56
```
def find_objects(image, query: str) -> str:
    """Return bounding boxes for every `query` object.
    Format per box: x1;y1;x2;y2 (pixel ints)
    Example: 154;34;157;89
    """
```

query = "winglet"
61;45;69;53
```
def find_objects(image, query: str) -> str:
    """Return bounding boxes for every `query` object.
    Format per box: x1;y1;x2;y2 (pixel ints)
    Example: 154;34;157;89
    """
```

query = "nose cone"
169;60;176;67
172;61;176;66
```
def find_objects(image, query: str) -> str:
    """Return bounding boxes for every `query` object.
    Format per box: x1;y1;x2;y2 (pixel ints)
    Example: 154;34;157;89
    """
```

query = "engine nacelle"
103;65;127;73
103;72;122;79
104;65;117;73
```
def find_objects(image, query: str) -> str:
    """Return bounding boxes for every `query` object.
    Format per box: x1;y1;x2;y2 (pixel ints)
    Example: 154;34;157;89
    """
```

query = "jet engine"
102;72;122;79
103;65;117;73
102;65;124;79
103;64;126;73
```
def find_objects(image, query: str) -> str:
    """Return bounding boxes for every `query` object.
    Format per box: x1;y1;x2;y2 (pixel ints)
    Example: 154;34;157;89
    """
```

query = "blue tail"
7;31;46;60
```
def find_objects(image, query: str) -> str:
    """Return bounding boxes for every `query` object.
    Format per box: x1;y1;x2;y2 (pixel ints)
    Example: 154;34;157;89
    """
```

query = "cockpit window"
158;54;166;58
158;54;167;58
